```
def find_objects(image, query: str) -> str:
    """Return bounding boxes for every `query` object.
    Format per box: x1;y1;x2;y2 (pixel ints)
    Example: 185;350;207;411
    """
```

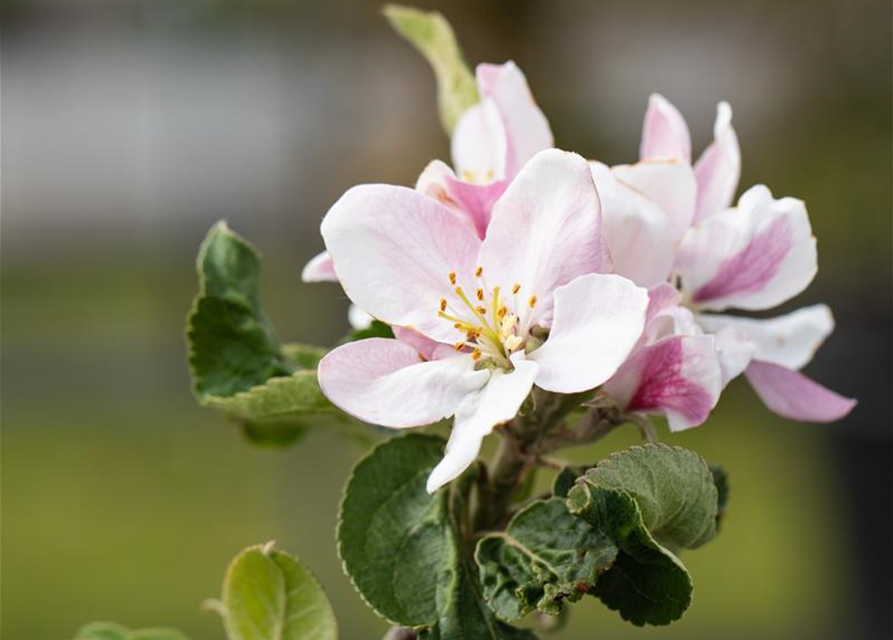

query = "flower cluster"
304;62;854;492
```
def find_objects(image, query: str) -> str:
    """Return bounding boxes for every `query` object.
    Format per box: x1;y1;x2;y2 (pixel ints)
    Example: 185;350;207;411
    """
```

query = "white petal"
697;304;834;371
451;100;506;182
318;338;488;428
321;184;482;344
693;101;741;223
530;273;649;393
348;304;374;331
611;159;697;241
591;161;677;287
480;149;609;330
426;353;538;492
639;93;692;162
676;184;818;311
707;322;757;387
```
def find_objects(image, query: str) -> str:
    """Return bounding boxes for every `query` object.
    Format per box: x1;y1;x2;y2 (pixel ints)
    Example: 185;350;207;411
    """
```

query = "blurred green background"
3;0;891;639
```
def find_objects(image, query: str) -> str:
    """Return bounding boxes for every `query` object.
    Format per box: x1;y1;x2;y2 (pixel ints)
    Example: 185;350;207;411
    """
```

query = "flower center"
437;267;537;369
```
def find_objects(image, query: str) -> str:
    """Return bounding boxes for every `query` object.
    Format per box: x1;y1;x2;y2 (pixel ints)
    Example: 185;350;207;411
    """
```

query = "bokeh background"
3;0;891;639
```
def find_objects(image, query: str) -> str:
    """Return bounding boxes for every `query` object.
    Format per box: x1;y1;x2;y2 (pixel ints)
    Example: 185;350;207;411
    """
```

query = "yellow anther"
528;295;538;308
475;266;483;277
440;298;447;312
454;323;463;329
512;283;521;294
476;288;485;301
477;306;488;315
454;342;465;351
448;272;457;285
466;329;479;341
497;306;507;319
472;348;482;361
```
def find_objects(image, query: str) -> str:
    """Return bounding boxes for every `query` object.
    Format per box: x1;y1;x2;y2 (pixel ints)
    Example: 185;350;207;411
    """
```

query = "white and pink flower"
317;150;649;491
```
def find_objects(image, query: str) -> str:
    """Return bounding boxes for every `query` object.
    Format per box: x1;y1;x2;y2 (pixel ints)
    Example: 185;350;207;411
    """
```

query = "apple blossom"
317;149;648;491
303;60;552;283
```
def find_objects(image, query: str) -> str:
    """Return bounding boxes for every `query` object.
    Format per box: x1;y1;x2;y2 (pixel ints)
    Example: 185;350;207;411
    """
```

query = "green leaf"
222;543;338;640
187;222;341;447
341;320;395;344
383;4;479;134
476;498;618;621
188;221;294;401
338;435;535;639
73;622;191;640
711;465;730;528
566;444;720;626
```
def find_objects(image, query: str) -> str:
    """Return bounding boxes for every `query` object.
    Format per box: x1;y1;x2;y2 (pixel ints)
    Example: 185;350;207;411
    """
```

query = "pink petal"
693;101;741;224
318;338;488;428
591;161;678;287
480;149;610;330
529;273;649;393
605;335;722;432
697;304;834;371
393;326;443;361
611;159;697;240
321;184;482;344
641;285;700;344
744;360;856;423
645;283;683;325
415;160;507;238
639;94;692;162
676;185;817;311
475;62;553;179
301;251;338;283
426;352;538;492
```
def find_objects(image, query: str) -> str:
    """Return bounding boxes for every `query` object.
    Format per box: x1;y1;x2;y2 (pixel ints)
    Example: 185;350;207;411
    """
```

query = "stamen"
448;272;457;285
472;348;482;361
512;283;521;294
475;266;483;278
505;335;523;351
528;295;538;308
476;288;485;301
477;306;488;315
497;306;507;319
454;342;465;351
440;298;447;312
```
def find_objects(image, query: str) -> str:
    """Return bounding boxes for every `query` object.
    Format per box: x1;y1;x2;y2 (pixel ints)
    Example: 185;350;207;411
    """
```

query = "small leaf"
710;465;730;529
73;622;191;640
476;498;617;621
566;444;720;626
341;320;395;344
222;543;338;640
383;4;479;133
187;222;341;447
338;434;535;639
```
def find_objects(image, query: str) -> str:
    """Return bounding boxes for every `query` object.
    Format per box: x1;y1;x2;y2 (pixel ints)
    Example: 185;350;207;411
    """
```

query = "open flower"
303;61;552;283
317;149;648;491
604;284;721;431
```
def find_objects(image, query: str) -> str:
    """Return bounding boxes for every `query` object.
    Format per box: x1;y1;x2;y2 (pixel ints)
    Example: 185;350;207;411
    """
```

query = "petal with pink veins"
416;160;508;238
426;352;538;493
591;162;678;287
697;304;833;371
318;338;488;429
529;273;649;393
676;185;817;311
301;251;338;283
475;62;553;179
744;360;856;423
321;184;482;344
480;149;610;329
604;335;721;432
611;159;697;240
693;101;741;224
639;94;692;162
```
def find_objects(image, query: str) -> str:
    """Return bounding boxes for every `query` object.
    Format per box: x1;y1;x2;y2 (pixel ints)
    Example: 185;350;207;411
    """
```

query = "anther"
475;266;483;278
472;348;482;361
448;272;457;285
512;283;521;294
440;298;447;312
477;306;488;315
497;306;507;318
454;342;465;351
528;295;538;308
476;288;484;301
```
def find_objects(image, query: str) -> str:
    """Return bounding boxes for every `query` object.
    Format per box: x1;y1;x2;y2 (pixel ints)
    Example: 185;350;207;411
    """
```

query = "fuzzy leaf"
383;4;479;133
566;444;719;626
476;498;617;621
338;434;535;639
187;222;340;446
73;622;191;640
222;544;338;640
